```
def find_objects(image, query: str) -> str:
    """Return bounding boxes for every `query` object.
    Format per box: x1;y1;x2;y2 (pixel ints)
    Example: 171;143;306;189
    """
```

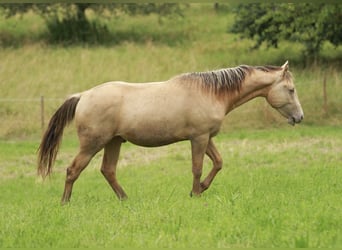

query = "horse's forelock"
254;65;281;72
254;65;293;81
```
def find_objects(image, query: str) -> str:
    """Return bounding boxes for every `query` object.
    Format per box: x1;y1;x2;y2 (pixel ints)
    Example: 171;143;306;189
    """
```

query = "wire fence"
0;95;279;139
0;96;64;138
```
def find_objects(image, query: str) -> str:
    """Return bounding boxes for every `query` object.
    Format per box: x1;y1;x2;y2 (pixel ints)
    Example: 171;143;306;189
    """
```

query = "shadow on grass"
0;25;192;48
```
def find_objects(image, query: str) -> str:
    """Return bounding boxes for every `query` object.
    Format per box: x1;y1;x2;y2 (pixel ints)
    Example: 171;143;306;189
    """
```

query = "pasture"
0;4;341;248
0;126;341;247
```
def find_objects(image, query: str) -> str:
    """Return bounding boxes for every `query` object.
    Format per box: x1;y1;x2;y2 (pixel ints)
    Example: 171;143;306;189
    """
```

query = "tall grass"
1;47;341;138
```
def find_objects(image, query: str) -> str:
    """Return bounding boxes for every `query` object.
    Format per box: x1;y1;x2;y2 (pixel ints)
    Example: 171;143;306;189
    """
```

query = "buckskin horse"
38;61;303;204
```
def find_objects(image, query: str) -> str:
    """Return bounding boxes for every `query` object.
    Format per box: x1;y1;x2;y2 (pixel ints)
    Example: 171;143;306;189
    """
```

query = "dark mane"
175;64;292;95
177;65;252;95
255;65;292;81
255;65;281;72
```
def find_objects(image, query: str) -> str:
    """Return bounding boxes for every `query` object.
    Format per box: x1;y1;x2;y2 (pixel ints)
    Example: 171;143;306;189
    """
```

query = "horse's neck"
227;71;277;113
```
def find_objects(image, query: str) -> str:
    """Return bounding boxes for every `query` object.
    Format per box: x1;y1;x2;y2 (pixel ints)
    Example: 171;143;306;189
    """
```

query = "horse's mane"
175;65;290;96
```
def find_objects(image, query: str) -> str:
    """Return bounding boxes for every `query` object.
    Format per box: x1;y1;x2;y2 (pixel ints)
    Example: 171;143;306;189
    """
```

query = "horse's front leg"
190;135;209;196
101;137;127;200
200;138;223;191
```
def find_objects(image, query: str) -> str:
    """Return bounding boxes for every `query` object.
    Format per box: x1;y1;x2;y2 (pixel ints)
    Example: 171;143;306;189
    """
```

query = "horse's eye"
289;88;295;94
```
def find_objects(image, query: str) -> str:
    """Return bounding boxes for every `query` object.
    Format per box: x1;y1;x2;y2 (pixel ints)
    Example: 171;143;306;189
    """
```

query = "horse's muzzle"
288;114;304;126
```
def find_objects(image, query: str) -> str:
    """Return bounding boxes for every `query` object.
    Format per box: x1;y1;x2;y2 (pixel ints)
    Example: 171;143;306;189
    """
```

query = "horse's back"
74;81;225;147
74;81;184;145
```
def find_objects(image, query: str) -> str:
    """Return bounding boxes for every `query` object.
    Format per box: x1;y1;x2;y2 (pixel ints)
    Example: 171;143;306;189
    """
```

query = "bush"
40;4;110;44
0;3;185;45
45;16;110;44
230;3;342;62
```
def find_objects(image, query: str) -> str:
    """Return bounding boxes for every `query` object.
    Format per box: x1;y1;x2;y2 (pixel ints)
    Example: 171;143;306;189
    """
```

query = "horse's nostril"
296;115;303;123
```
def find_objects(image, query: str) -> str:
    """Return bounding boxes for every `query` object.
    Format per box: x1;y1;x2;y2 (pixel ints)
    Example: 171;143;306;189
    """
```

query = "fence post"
323;74;327;115
40;95;44;132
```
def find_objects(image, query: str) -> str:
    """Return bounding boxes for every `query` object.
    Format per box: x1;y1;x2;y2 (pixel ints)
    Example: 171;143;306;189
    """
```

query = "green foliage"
0;3;184;44
0;3;33;17
230;3;342;59
44;13;109;44
118;3;185;17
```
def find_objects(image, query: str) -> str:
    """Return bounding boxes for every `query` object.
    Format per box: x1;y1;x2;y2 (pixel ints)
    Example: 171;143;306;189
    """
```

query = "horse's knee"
192;168;202;179
66;167;79;182
66;152;93;181
100;167;106;175
101;167;114;177
215;158;223;171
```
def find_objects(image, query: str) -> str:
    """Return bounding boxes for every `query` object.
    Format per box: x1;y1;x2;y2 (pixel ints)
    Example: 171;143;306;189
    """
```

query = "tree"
230;3;342;60
0;3;184;44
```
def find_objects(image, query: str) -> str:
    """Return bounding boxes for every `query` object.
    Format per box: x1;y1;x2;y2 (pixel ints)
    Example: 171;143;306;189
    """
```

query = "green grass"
0;126;341;247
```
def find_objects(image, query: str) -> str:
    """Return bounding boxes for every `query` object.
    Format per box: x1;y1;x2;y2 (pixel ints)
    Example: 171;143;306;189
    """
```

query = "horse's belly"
118;116;222;147
125;136;184;147
119;122;189;147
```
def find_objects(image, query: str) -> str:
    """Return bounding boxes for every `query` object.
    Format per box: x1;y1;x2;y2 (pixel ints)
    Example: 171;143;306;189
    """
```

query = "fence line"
40;96;44;131
0;98;63;102
0;96;64;134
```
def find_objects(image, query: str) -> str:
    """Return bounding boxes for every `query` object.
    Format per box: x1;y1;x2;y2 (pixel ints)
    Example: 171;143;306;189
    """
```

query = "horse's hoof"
190;191;201;198
119;195;128;201
60;200;70;206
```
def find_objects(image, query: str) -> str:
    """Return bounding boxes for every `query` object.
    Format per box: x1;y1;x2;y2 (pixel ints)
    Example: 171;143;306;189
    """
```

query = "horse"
37;61;303;204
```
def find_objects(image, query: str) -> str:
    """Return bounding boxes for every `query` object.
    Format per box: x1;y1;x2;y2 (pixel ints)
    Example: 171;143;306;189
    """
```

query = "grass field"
0;126;341;247
0;4;341;248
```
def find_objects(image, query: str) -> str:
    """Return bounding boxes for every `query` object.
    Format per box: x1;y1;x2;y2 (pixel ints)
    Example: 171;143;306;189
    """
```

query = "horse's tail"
37;94;81;178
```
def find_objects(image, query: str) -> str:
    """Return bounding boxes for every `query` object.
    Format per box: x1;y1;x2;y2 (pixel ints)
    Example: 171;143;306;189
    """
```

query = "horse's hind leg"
61;148;96;204
61;132;105;204
101;137;127;200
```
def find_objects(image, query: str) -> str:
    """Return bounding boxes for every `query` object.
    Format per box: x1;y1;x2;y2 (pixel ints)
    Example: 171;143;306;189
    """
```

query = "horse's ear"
281;61;289;77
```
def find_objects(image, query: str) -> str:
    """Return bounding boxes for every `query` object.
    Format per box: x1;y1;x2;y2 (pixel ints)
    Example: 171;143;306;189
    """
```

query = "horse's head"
266;61;304;125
